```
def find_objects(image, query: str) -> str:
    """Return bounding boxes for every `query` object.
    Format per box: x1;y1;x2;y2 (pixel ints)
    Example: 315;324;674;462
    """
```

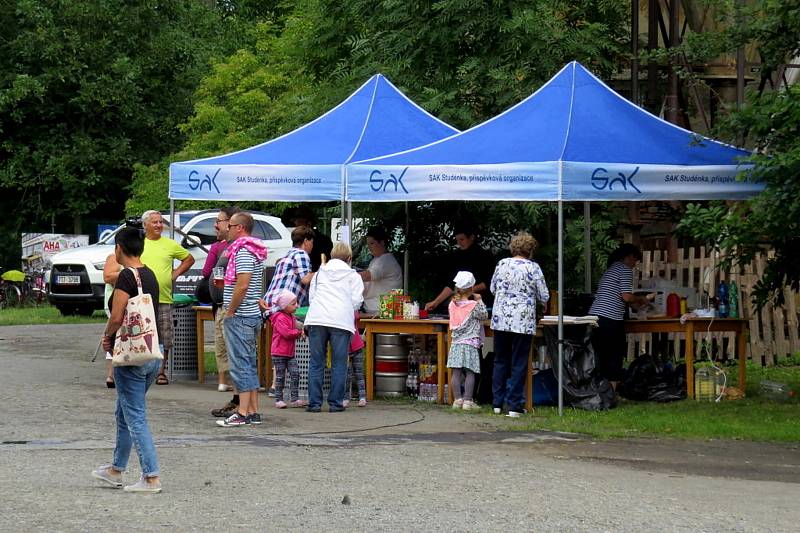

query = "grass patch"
508;362;800;442
0;305;106;326
520;399;800;442
204;350;218;375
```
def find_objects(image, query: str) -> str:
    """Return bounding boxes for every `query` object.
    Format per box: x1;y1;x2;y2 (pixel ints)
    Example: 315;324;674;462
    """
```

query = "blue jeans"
307;326;351;409
112;359;162;477
492;330;533;412
224;314;262;392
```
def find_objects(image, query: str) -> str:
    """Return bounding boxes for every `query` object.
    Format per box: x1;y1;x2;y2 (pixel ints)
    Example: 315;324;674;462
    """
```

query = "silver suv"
47;210;291;315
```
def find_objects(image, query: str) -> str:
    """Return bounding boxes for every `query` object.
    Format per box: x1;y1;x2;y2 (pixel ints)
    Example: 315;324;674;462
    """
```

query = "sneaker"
329;406;346;412
123;476;162;494
358;399;367;407
493;407;502;415
342;400;350;408
247;413;262;425
506;410;526;418
267;388;276;397
290;399;308;408
452;399;464;409
462;400;477;410
217;383;232;392
211;402;238;418
91;465;122;488
275;400;288;409
216;412;249;427
305;406;321;413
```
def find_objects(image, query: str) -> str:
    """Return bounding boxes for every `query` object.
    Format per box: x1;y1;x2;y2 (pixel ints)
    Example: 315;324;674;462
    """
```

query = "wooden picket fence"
628;246;800;365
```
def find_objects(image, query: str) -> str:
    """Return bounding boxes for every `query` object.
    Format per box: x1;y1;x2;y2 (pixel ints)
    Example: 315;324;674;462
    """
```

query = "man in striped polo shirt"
217;212;268;427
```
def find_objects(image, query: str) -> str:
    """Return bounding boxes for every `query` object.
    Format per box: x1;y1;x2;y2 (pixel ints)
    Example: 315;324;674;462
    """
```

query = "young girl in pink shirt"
269;290;306;408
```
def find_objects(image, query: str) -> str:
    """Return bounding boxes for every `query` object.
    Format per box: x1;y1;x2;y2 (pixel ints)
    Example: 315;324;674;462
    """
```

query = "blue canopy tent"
169;74;459;203
348;61;763;413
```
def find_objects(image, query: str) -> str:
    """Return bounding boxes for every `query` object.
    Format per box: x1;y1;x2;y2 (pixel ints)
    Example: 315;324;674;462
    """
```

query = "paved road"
1;324;798;532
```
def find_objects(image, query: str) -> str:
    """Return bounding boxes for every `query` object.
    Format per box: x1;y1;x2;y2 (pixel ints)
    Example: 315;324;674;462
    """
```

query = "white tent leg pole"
584;202;591;293
346;201;353;245
404;202;409;293
170;199;175;240
558;200;564;417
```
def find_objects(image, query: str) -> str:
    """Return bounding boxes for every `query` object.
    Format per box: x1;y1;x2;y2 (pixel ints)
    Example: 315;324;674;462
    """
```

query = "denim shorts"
223;314;262;392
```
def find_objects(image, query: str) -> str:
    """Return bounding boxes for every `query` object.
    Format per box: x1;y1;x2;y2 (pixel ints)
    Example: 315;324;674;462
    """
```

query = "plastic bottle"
759;380;795;401
718;281;728;318
666;292;681;318
728;281;739;319
407;349;418;396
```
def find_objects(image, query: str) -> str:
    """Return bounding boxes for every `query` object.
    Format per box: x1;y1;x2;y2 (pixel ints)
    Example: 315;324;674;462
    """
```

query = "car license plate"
56;275;81;285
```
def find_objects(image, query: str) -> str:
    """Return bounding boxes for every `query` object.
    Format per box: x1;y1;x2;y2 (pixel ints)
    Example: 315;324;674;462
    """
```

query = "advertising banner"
346;162;561;202
21;233;90;272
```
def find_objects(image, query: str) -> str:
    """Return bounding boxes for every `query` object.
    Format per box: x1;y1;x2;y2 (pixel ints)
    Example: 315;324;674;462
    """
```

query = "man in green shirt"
141;210;195;384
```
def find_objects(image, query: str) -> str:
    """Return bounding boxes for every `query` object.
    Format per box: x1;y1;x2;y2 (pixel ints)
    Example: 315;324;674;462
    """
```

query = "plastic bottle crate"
168;304;198;381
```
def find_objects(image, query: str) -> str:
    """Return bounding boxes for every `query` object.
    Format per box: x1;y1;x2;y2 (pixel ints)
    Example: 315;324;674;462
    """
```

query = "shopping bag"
112;268;163;367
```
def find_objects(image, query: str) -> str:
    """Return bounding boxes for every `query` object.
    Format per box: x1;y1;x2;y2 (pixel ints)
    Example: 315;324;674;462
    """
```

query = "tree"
677;0;800;308
0;0;257;269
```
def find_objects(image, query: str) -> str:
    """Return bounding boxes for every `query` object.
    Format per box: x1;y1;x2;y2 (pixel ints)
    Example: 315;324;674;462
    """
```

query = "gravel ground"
1;324;798;532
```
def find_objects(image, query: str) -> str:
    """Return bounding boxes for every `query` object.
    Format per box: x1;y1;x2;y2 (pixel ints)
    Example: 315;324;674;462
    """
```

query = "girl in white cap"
447;271;488;409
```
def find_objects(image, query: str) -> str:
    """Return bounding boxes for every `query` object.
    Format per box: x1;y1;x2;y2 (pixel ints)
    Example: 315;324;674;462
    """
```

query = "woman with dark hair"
424;223;494;312
92;226;163;493
589;243;654;389
359;226;402;314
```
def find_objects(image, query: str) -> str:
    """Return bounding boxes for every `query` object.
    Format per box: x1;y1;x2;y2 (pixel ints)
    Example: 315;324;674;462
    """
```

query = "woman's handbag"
112;267;163;367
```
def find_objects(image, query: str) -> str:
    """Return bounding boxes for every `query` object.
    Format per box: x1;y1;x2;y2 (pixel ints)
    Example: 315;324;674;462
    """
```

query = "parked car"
47;210;291;315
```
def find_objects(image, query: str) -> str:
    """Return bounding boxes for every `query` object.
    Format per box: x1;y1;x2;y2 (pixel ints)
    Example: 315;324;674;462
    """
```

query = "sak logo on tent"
591;166;642;194
188;168;221;194
369;168;409;194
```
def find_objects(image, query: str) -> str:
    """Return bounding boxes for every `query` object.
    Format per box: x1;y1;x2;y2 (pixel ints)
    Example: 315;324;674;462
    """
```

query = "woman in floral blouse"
490;232;549;417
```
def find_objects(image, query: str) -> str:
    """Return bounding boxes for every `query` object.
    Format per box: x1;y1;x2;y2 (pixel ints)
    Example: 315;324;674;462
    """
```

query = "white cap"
453;271;476;290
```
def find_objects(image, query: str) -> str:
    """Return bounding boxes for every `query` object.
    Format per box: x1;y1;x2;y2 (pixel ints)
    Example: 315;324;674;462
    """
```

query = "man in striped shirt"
217;212;268;427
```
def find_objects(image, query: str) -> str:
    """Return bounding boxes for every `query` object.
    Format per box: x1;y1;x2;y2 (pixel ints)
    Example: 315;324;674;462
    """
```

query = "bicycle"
21;272;47;306
0;279;22;309
0;272;46;308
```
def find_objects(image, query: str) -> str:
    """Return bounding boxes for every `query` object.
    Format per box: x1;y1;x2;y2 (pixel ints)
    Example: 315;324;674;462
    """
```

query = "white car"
47;210;292;315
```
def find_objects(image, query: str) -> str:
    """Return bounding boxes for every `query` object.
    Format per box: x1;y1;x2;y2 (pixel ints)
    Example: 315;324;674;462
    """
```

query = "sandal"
105;378;115;389
155;373;169;385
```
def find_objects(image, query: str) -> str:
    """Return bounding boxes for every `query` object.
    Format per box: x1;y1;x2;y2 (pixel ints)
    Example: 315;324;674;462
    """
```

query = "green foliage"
674;0;800;309
0;0;258;271
679;83;800;308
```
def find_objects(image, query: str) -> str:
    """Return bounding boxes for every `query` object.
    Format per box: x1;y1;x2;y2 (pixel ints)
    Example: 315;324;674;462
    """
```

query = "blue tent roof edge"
177;75;381;166
342;75;458;164
350;63;575;165
351;61;751;166
175;73;460;167
572;61;751;158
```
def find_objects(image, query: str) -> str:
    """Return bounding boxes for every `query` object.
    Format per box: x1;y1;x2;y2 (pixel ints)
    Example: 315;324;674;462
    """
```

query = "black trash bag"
544;324;616;411
194;274;212;304
618;353;685;402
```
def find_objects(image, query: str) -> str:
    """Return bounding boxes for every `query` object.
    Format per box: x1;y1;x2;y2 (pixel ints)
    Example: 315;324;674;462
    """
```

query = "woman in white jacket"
304;242;364;412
